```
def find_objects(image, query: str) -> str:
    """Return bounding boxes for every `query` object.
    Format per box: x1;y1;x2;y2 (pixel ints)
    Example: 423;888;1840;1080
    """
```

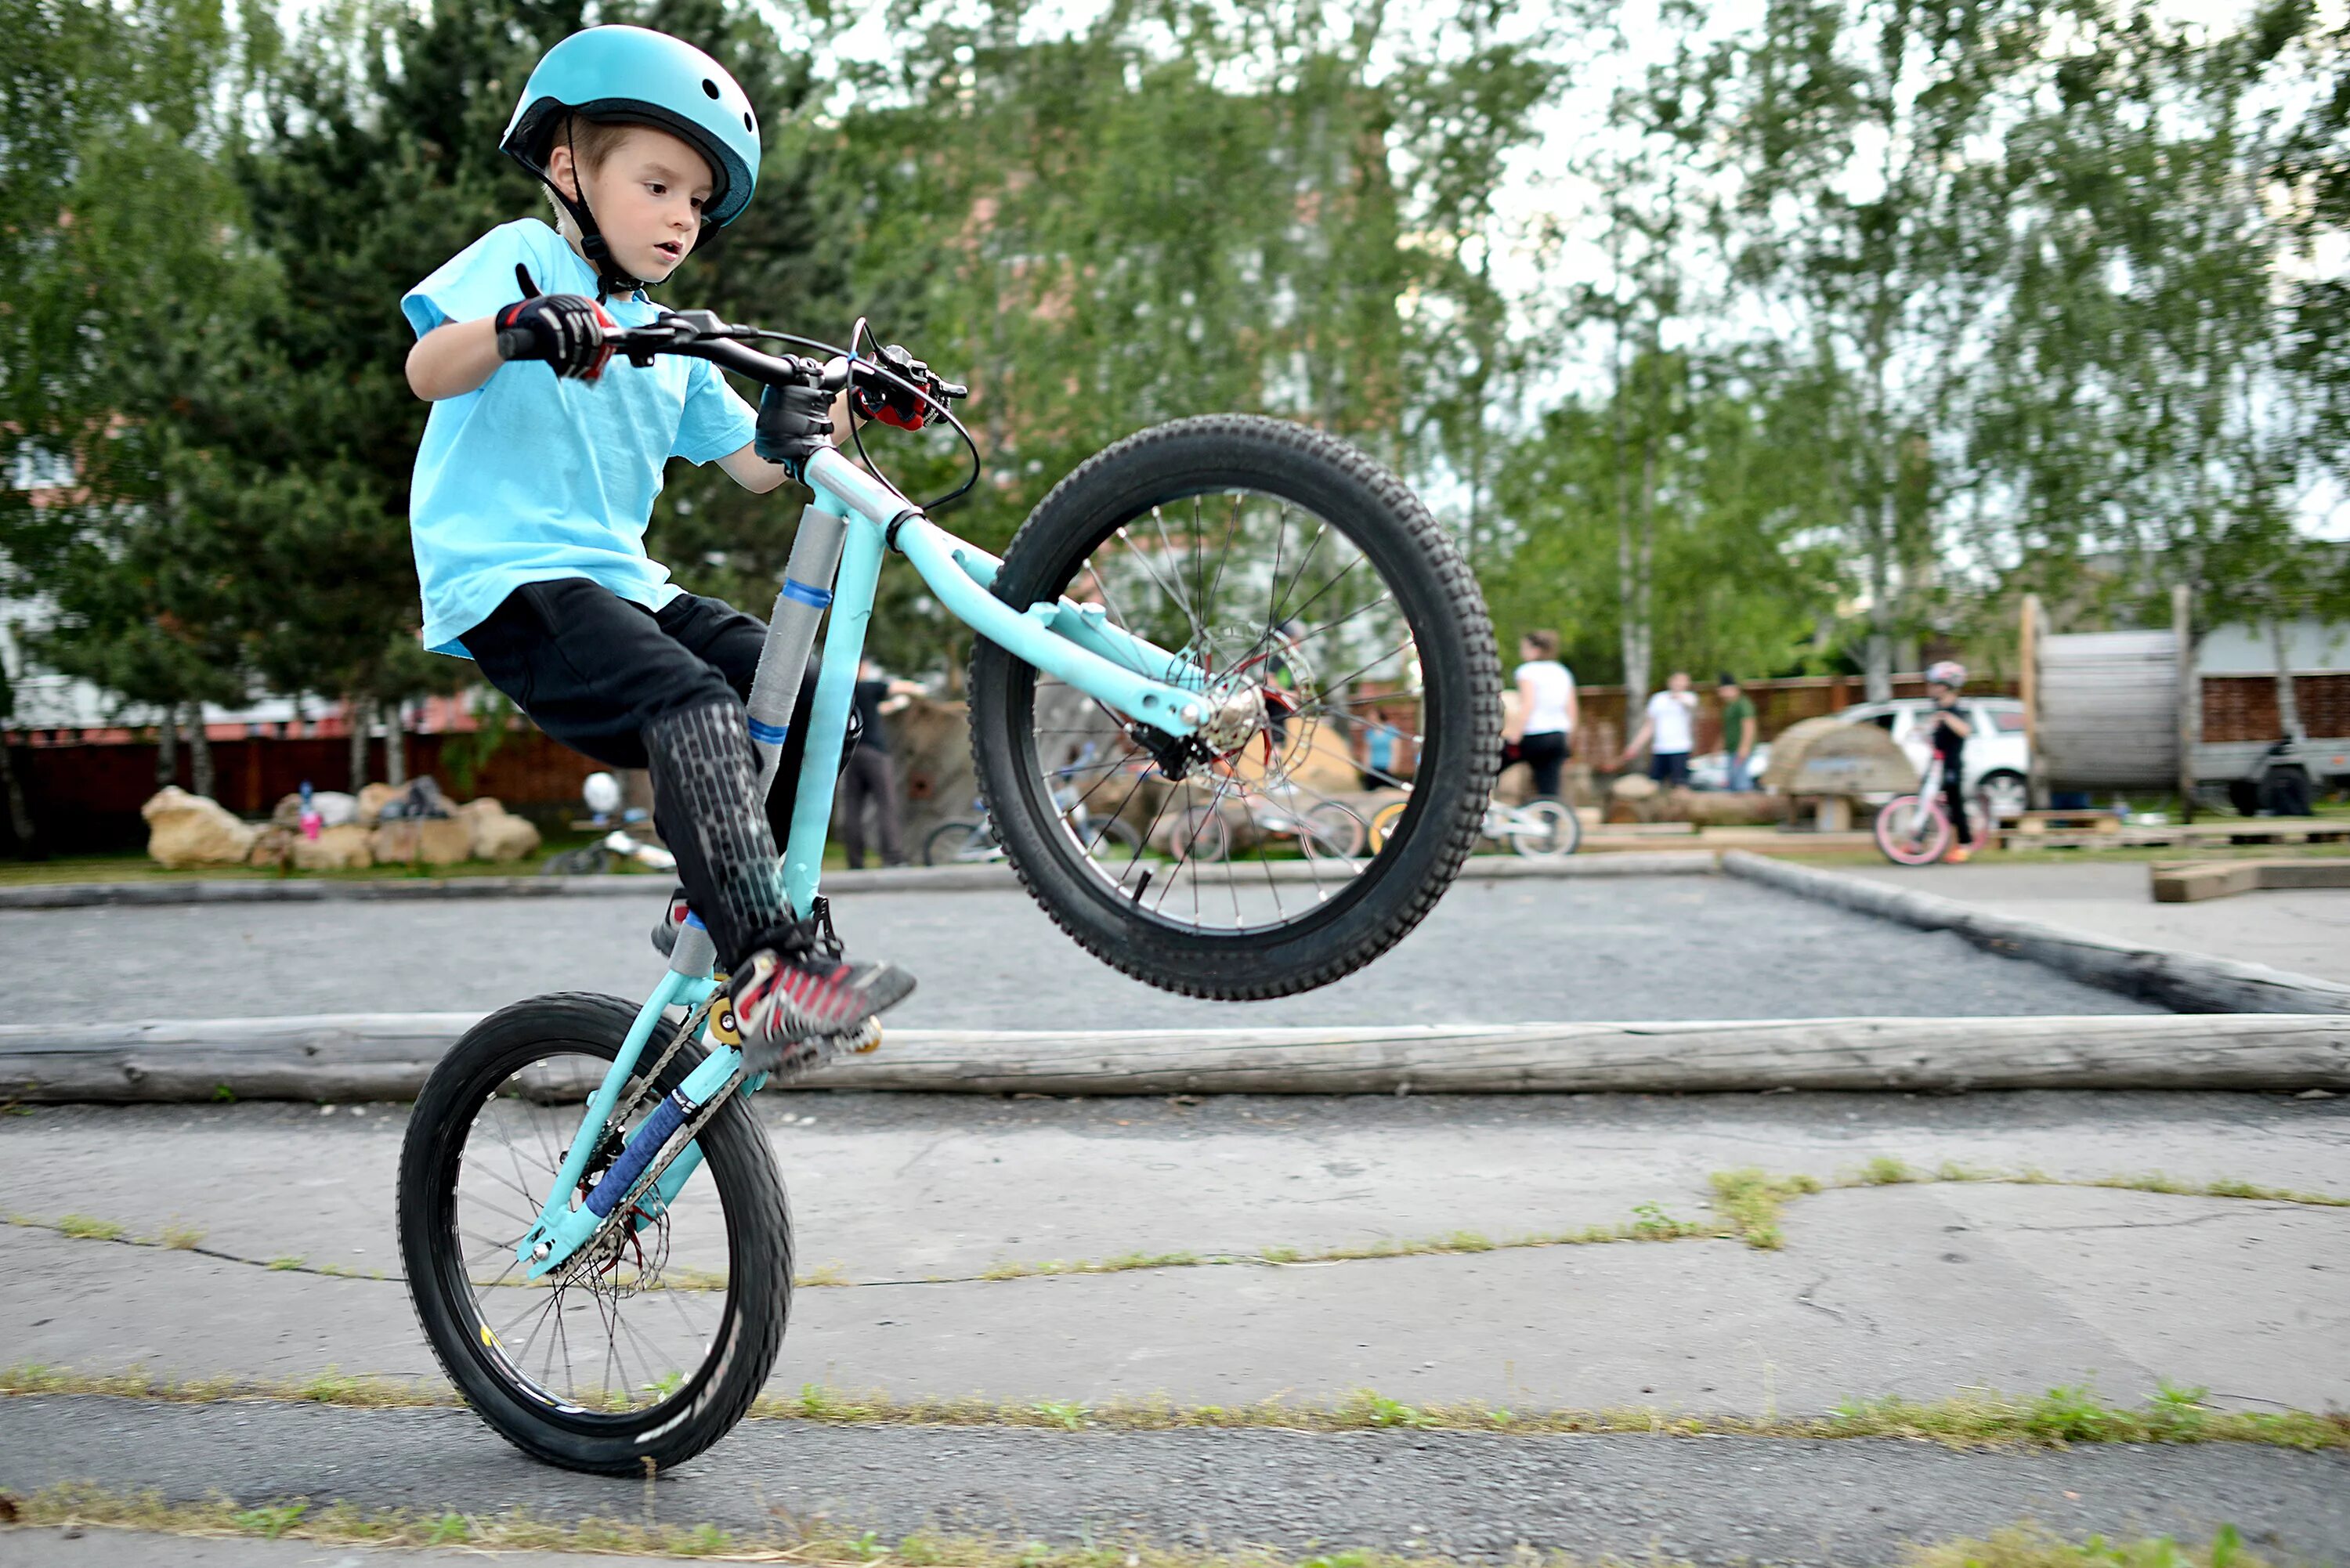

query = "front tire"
968;416;1499;999
1875;795;1953;865
397;994;790;1474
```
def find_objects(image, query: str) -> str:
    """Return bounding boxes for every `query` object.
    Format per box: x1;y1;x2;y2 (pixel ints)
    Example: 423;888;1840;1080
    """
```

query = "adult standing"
839;657;921;869
1504;629;1577;800
1618;670;1697;787
1717;674;1759;792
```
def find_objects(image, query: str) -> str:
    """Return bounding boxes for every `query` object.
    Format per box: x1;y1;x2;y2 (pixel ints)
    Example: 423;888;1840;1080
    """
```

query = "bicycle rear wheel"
397;994;790;1474
1511;800;1581;859
969;415;1499;999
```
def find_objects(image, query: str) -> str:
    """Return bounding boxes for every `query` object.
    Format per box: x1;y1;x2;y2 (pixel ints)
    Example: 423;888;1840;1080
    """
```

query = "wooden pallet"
1999;816;2350;851
2011;808;2124;836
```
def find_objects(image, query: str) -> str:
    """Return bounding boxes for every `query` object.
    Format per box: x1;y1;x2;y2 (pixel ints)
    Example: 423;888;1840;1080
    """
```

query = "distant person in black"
1922;659;1974;863
841;657;922;869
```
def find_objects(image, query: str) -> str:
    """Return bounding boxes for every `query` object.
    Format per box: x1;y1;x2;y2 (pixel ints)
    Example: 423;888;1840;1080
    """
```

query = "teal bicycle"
396;313;1501;1472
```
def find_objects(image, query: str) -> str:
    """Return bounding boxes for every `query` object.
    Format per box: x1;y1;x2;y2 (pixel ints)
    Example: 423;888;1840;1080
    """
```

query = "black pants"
464;579;844;956
1939;747;1972;845
1518;731;1570;799
839;747;906;868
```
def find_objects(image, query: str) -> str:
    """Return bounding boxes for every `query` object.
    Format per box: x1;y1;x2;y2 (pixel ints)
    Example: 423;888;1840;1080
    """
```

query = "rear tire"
1511;800;1581;859
969;416;1499;999
922;820;989;866
398;994;790;1474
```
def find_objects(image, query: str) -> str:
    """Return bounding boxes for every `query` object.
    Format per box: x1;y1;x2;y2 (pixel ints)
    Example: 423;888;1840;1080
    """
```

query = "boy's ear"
544;143;580;202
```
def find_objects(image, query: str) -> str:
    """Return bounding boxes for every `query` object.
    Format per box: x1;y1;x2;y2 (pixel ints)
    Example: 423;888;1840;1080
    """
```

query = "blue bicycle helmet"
501;26;761;292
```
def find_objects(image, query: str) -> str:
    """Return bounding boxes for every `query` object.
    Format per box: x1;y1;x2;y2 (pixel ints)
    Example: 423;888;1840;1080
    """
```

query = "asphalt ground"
5;1396;2348;1566
0;875;2158;1027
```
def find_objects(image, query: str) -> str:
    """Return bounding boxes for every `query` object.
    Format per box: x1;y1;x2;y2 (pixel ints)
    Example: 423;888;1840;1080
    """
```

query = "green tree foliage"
1489;349;1844;695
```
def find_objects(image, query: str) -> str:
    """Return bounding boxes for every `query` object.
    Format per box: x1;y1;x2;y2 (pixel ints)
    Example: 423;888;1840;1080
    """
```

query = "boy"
402;25;916;1068
1921;660;1974;862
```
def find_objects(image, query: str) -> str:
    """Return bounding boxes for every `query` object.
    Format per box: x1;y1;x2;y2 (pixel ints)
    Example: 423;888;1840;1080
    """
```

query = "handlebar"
577;309;978;510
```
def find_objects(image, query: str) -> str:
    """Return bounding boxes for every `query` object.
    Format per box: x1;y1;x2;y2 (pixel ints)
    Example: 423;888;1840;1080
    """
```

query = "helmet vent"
702;78;721;98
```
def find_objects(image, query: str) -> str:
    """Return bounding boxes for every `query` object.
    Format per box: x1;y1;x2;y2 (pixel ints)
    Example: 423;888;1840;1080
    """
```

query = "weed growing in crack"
56;1214;124;1241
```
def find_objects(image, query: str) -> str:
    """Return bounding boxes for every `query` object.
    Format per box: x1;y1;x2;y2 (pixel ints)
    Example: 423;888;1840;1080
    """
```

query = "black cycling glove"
494;266;617;381
756;378;836;475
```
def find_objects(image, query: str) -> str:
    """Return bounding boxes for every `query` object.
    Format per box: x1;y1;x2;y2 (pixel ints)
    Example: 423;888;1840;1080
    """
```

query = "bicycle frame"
512;444;1217;1280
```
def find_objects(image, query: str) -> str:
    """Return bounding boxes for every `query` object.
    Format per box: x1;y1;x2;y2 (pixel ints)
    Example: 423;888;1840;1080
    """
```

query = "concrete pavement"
1837;861;2350;985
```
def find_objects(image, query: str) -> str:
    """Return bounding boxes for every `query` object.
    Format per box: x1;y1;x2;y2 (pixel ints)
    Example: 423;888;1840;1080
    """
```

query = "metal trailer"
2020;587;2350;816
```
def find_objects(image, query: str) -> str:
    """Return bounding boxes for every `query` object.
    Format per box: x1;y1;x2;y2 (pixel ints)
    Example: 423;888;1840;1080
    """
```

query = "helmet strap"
549;121;649;303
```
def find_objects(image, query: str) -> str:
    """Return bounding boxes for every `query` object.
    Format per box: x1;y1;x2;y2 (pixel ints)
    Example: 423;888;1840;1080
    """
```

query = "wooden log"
1722;849;2350;1014
4;1013;2345;1102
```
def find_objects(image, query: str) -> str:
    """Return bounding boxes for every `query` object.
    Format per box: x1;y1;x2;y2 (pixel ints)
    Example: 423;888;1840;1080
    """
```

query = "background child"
1922;659;1975;862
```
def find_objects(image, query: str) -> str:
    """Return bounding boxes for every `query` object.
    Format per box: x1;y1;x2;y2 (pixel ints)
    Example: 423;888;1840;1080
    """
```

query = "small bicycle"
1368;790;1578;859
397;310;1500;1475
1873;749;1984;865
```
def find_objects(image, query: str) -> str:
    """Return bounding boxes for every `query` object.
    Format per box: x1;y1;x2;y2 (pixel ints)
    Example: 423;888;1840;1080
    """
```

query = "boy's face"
554;125;715;287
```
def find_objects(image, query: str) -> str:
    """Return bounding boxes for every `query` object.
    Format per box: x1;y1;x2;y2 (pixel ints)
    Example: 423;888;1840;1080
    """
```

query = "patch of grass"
5;1364;2344;1450
1906;1523;2268;1568
0;1483;2288;1566
55;1213;125;1241
1706;1169;1822;1250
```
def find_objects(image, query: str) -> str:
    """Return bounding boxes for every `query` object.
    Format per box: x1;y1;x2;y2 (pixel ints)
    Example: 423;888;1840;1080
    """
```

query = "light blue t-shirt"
402;219;757;656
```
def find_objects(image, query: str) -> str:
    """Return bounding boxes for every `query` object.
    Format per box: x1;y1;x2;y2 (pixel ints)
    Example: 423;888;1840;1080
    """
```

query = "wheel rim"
1877;797;1948;864
439;1046;739;1424
1006;486;1436;934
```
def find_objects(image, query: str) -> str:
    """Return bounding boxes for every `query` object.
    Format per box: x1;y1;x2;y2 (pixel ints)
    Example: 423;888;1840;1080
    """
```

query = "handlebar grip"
496;327;534;361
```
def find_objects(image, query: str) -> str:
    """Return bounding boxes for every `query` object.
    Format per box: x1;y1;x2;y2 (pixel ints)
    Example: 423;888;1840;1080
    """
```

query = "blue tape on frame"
780;579;833;610
748;718;790;746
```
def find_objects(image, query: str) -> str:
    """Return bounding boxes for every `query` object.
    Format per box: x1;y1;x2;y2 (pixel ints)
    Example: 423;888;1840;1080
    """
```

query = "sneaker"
725;948;915;1075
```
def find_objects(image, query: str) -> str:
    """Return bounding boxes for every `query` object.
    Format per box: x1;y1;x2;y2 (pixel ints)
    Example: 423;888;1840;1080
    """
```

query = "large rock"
270;790;356;829
143;787;258;869
1763;717;1919;797
248;824;295;869
373;816;472;867
291;823;374;871
461;798;541;862
353;782;401;827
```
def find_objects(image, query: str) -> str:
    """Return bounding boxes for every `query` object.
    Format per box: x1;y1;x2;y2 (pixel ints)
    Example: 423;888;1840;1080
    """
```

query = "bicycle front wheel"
397;994;790;1474
1874;795;1952;865
970;417;1499;999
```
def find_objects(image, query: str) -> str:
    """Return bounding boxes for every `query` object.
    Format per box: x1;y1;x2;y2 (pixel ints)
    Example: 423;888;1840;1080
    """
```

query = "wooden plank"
3;1013;2346;1100
2150;862;2264;902
2153;858;2350;901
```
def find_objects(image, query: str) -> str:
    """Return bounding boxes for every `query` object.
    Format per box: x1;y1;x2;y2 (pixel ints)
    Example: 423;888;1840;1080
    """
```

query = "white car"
1835;696;2032;820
